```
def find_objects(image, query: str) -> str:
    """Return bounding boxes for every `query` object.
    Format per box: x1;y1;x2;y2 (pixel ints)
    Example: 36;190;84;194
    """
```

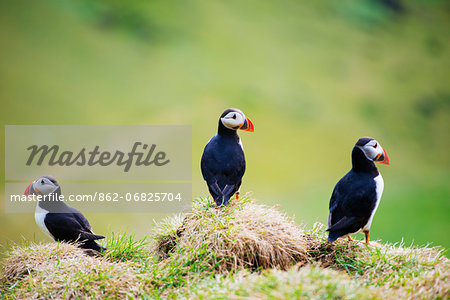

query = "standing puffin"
201;108;254;206
25;175;106;252
327;137;390;244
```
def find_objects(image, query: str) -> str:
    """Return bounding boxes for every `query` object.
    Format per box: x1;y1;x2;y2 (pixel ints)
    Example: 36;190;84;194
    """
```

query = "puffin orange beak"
24;183;32;196
376;148;390;165
240;117;254;132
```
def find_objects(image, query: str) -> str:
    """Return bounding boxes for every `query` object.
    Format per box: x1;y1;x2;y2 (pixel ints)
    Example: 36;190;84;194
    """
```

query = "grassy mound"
1;197;448;299
154;197;308;271
0;243;150;298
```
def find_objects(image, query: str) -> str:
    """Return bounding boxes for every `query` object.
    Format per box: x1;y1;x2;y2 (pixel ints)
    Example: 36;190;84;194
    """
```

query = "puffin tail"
327;231;340;242
214;195;229;206
326;216;357;242
216;184;236;206
80;240;107;252
210;183;236;206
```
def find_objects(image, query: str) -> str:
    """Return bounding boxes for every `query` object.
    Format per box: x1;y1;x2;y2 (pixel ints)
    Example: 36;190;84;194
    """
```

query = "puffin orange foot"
364;232;370;245
235;192;240;200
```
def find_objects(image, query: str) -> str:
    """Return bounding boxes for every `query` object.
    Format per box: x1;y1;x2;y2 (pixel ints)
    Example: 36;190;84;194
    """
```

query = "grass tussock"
0;196;449;299
0;243;150;298
154;196;308;272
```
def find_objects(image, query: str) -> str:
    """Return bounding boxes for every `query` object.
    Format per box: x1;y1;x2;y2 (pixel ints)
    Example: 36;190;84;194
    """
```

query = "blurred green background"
1;0;449;253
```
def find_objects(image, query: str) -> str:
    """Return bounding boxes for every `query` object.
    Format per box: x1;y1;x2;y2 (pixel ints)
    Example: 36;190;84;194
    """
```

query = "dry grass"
0;243;150;298
176;264;381;299
154;196;308;272
1;196;448;299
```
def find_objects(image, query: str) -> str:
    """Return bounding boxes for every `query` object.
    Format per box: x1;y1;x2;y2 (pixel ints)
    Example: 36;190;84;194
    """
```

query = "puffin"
24;175;106;252
327;137;390;244
201;108;254;206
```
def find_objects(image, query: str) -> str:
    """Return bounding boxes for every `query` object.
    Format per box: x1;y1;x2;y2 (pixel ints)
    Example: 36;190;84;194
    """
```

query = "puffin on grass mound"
25;175;106;252
201;108;254;206
327;137;390;244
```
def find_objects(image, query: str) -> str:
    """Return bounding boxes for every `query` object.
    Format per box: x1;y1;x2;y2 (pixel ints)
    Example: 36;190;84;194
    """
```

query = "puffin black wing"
201;135;246;206
69;206;95;234
327;171;377;242
44;212;106;251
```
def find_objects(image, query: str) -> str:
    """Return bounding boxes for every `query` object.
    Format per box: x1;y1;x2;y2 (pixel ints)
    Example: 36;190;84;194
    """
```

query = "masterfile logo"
4;125;192;213
26;142;170;172
5;125;191;181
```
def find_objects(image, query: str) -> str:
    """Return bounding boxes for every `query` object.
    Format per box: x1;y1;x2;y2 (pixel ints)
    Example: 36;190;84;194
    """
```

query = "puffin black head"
355;137;390;165
218;108;254;134
24;175;61;197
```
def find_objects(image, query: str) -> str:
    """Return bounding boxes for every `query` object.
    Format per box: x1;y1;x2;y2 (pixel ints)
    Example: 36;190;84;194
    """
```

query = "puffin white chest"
363;174;384;232
238;137;243;150
35;205;54;240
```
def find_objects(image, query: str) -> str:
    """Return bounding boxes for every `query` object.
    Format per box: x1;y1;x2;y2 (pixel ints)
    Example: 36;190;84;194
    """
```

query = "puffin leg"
235;192;240;199
348;236;353;242
364;232;370;245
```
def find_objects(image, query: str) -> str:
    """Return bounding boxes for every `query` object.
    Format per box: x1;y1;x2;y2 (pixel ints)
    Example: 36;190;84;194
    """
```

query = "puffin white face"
220;111;247;130
25;176;59;196
34;177;59;195
358;139;390;165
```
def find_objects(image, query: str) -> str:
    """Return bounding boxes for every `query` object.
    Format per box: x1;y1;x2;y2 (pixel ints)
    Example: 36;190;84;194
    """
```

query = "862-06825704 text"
11;192;183;202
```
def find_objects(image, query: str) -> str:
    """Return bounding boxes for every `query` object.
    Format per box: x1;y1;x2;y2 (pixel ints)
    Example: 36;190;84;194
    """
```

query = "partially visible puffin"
327;137;390;244
201;108;254;206
25;175;106;252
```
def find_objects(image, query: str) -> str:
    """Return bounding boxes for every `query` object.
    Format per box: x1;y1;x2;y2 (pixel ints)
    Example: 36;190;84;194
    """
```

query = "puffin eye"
40;179;45;184
373;143;378;149
232;114;236;119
